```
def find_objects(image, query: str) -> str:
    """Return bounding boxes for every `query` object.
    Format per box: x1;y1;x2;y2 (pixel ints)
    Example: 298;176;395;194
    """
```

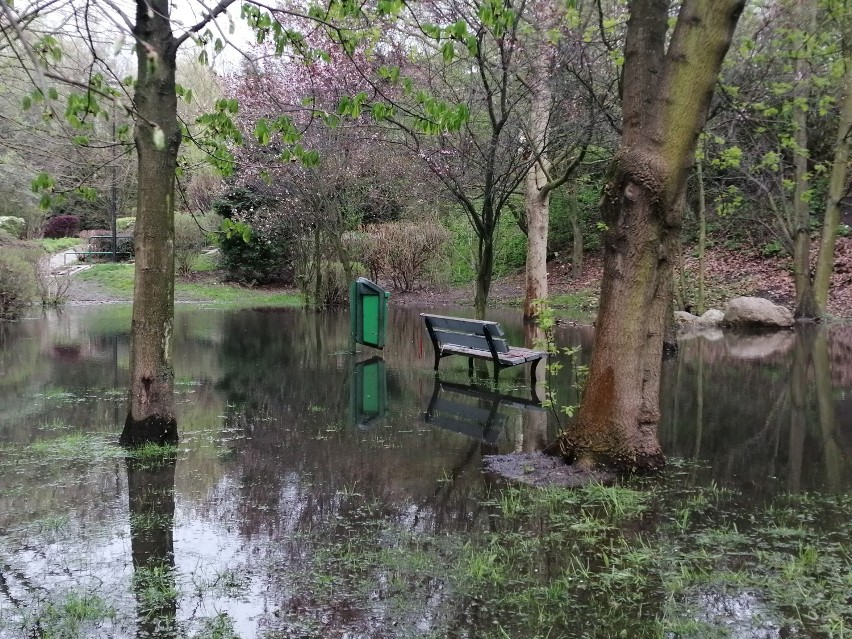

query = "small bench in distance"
420;313;547;386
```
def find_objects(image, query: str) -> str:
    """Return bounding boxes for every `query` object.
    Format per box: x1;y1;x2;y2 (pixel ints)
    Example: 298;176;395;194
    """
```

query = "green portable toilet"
350;356;387;427
349;277;390;350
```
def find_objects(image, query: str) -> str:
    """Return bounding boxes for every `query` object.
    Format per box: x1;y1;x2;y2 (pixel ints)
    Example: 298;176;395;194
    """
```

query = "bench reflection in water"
424;376;547;446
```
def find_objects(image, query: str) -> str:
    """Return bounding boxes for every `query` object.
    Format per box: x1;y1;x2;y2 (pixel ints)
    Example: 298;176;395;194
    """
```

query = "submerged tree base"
543;437;667;475
484;452;616;487
120;413;178;447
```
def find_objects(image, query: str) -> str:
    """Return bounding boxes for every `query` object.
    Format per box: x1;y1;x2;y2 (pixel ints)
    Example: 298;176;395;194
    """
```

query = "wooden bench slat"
421;313;505;337
432;329;509;354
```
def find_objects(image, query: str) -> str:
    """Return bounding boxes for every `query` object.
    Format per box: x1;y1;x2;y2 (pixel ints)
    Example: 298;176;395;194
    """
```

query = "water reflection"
1;306;851;637
661;325;852;494
126;453;177;638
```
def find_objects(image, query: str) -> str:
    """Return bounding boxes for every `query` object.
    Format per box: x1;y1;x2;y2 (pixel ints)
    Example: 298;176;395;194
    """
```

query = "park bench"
420;313;547;384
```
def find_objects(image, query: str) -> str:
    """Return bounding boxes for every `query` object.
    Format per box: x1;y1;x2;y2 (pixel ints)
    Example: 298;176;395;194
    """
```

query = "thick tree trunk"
121;0;180;446
548;0;744;472
813;44;852;314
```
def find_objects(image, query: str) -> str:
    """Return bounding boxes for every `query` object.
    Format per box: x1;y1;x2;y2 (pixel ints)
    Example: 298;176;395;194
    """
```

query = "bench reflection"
424;376;546;444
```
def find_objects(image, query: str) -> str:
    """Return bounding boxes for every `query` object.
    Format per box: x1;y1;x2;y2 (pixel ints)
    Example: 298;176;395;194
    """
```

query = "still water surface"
0;305;850;637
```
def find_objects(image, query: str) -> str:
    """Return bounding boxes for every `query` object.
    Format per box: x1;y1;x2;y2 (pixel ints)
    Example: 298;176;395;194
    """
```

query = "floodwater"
0;305;850;638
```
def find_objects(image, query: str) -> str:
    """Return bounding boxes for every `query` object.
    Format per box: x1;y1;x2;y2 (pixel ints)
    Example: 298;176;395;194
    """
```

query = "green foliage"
116;217;135;231
213;188;294;285
0;216;25;238
444;209;528;285
0;240;38;319
549;182;603;255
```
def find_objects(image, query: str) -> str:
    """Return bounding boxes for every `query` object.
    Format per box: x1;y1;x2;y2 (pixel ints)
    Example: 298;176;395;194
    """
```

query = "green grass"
76;263;135;294
41;237;82;253
76;263;302;307
191;251;219;272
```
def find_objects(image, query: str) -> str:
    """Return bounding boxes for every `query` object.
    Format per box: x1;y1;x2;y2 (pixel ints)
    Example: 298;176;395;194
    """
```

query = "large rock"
723;297;794;328
674;308;725;332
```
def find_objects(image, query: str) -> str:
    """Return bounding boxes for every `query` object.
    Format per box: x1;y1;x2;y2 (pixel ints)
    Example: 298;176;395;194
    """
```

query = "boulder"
700;309;725;326
674;308;725;332
723;296;794;328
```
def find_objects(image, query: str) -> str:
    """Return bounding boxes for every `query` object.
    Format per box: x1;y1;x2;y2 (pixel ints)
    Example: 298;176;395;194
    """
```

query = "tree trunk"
548;0;744;472
569;194;583;279
813;42;852;314
522;0;559;322
793;0;818;319
524;168;550;321
121;0;180;446
474;232;494;319
696;154;707;315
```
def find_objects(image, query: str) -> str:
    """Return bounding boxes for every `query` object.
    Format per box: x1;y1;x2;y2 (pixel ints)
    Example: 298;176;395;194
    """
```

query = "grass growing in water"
264;471;852;639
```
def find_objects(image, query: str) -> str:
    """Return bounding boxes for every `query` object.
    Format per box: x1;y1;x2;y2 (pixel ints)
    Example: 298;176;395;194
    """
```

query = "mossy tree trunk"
813;30;852;315
792;0;818;319
121;0;234;445
121;0;181;446
549;0;744;472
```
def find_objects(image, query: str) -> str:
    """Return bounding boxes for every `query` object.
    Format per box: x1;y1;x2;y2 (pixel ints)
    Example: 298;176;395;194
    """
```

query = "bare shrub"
35;261;72;307
365;221;451;291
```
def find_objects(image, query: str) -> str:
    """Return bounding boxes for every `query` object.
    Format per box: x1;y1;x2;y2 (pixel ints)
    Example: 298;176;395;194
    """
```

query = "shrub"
0;216;25;239
175;212;219;276
0;246;37;319
317;261;367;308
213;188;295;285
43;215;80;239
363;221;452;291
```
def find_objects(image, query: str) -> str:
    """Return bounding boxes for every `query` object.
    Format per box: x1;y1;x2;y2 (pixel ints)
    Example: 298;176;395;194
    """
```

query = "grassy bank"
75;263;302;308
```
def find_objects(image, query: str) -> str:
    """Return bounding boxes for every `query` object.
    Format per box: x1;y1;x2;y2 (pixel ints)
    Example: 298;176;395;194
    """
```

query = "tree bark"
793;0;818;319
522;0;560;322
569;194;583;279
121;0;181;446
813;41;852;314
696;153;707;315
474;231;494;319
548;0;744;472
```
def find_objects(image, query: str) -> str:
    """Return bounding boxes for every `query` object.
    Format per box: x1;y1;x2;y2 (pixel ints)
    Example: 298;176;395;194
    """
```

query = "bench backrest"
421;313;509;354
